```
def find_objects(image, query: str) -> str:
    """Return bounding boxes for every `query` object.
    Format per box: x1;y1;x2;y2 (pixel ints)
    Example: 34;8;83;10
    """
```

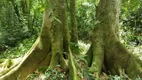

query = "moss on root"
68;50;80;80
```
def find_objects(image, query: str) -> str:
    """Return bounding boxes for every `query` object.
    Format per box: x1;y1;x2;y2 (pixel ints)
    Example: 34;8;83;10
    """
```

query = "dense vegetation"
0;0;142;80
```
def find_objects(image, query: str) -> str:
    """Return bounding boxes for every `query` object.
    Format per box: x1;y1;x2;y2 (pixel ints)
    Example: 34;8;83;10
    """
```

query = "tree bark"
70;0;78;44
102;0;142;78
87;0;142;79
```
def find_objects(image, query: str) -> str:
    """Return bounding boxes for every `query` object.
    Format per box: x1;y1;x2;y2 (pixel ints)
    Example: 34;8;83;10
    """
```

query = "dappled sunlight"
119;27;142;60
0;57;22;75
78;41;90;54
130;46;142;60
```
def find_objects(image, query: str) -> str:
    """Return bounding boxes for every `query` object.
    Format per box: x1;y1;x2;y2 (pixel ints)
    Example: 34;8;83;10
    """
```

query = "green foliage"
0;0;142;79
44;67;66;80
120;0;142;46
76;1;96;41
0;0;43;49
69;42;83;54
0;36;36;59
0;1;24;47
26;65;67;80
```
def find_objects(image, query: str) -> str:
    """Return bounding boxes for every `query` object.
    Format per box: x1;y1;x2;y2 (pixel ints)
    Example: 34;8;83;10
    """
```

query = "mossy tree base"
0;1;79;79
86;0;142;79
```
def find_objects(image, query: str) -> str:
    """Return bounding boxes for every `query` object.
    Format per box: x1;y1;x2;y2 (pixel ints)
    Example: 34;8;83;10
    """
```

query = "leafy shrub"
26;65;67;80
120;1;142;46
0;0;41;49
0;36;36;59
76;1;96;41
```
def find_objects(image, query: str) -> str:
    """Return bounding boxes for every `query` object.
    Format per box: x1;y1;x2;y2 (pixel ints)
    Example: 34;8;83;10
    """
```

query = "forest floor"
0;39;142;80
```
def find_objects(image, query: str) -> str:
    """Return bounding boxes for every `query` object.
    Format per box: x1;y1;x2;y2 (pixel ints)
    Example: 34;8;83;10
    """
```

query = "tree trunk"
87;0;142;79
0;8;52;80
70;0;78;44
0;0;79;80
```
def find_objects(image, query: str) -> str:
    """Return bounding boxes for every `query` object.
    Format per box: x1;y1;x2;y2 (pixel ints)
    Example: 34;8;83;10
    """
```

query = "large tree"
86;0;142;79
0;0;142;80
0;0;78;80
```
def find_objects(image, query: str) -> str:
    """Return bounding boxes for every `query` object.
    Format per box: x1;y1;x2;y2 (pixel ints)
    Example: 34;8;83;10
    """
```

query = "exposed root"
0;37;50;80
68;49;80;80
0;58;21;76
104;41;142;79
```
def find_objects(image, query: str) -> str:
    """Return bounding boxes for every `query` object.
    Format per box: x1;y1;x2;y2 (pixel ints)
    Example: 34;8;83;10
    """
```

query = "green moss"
68;50;80;80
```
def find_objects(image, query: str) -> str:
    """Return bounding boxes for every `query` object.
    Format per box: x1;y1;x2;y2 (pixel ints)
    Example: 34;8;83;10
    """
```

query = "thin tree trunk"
70;0;78;44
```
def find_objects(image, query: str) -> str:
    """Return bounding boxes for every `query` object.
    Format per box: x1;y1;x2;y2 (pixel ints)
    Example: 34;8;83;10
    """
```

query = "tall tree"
0;0;79;80
86;0;142;79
